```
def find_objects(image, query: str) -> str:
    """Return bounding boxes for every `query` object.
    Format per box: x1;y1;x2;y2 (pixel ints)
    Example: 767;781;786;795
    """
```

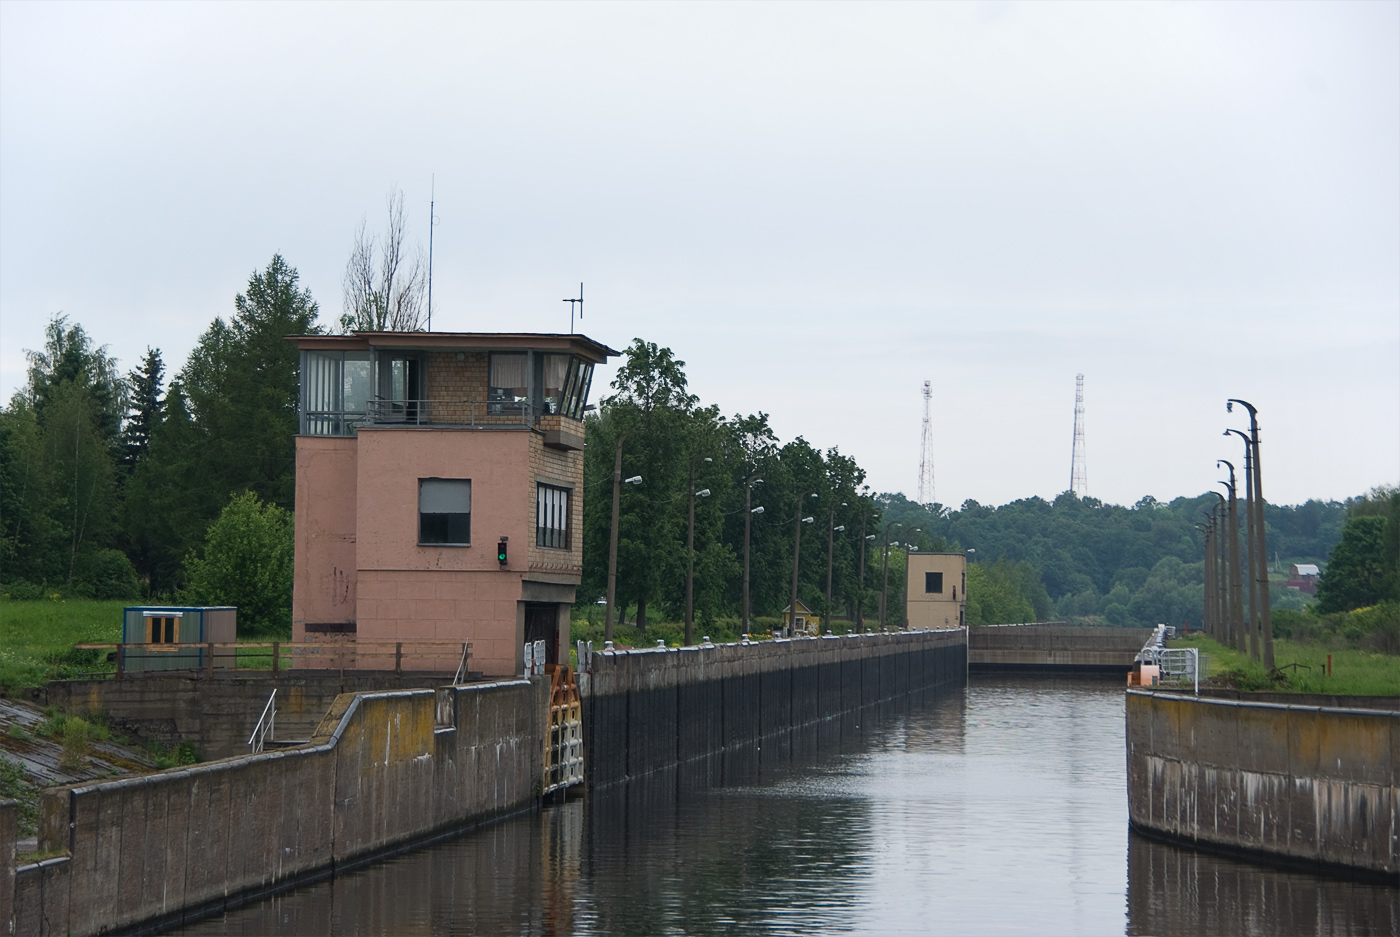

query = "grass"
1171;633;1400;697
0;599;125;687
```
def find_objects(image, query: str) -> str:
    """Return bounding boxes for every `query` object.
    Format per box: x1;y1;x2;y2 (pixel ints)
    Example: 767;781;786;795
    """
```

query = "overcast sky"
2;1;1396;509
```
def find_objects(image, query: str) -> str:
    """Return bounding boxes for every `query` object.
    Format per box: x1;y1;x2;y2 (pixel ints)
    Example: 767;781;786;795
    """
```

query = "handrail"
248;688;276;753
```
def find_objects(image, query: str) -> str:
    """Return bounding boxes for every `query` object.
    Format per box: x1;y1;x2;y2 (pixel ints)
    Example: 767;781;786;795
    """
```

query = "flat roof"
286;331;621;364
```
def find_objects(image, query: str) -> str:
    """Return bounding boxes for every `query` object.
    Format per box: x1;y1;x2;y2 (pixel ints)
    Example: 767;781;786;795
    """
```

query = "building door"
524;603;558;666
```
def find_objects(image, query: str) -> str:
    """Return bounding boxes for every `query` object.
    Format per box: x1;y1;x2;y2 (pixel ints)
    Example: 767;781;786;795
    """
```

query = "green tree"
16;314;127;445
183;491;294;637
180;254;321;513
965;560;1035;625
121;348;163;473
1316;516;1389;613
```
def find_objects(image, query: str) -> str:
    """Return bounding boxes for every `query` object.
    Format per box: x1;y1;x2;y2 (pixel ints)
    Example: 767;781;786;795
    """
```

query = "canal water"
171;676;1397;936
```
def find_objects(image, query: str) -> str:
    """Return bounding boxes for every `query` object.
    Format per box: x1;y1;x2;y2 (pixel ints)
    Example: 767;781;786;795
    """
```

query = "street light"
605;434;635;642
742;476;763;633
1217;460;1245;654
683;454;713;647
1225;427;1260;662
856;506;878;633
879;523;918;629
824;501;847;636
788;492;818;638
1228;398;1274;670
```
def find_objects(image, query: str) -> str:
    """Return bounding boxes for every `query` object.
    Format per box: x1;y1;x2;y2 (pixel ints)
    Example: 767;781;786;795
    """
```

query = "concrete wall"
1125;689;1398;876
968;624;1153;671
583;629;967;788
8;679;546;937
35;672;471;761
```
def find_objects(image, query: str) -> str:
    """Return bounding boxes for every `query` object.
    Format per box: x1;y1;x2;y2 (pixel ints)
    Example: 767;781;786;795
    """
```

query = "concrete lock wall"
1125;689;1399;876
7;679;547;937
968;624;1154;671
583;629;967;788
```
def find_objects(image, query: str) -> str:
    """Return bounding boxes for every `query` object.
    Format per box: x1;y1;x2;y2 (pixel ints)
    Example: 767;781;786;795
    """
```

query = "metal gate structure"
544;663;584;796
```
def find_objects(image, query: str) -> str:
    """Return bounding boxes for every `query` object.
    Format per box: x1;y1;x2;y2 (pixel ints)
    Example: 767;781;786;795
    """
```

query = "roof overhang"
286;331;621;364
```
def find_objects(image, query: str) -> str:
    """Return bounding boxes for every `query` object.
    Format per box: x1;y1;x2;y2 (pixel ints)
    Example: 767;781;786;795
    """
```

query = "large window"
925;571;944;594
489;353;529;413
536;484;570;549
540;354;595;420
301;350;373;435
420;479;471;545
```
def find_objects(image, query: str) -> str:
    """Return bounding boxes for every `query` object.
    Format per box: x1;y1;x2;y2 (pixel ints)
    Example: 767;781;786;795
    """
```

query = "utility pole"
1218;460;1243;653
1230;399;1274;670
789;493;816;637
1226;428;1259;661
825;502;846;636
684;457;710;647
856;511;874;633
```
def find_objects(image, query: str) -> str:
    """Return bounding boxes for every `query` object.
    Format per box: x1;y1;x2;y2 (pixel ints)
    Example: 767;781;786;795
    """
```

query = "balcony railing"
303;398;540;435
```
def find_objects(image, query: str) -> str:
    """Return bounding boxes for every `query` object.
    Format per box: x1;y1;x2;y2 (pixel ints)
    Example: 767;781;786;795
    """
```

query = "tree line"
2;252;1373;638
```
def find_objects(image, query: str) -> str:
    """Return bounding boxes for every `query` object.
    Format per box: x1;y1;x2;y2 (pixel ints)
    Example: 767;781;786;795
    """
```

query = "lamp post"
1218;460;1244;654
824;501;847;636
1228;399;1274;670
1208;491;1227;637
1225;428;1259;661
856;511;877;633
604;433;629;642
683;456;712;647
1195;521;1213;637
788;492;818;637
742;476;763;633
879;524;917;630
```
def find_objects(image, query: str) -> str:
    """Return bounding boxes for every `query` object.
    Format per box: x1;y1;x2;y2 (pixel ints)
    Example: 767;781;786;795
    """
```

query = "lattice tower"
1070;373;1088;497
918;380;935;505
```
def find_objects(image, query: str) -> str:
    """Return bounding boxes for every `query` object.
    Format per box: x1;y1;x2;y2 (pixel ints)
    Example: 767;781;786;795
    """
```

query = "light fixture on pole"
1228;399;1274;670
788;492;818;638
743;476;763;633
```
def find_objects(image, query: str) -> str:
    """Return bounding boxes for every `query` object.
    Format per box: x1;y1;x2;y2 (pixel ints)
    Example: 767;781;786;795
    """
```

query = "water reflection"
172;677;1396;937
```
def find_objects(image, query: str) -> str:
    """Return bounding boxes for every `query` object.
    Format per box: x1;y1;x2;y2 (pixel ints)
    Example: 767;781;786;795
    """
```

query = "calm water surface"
173;676;1397;936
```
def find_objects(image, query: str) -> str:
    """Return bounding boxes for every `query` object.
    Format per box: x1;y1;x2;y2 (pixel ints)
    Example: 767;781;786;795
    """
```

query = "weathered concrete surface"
1;800;14;936
583;629;966;787
968;624;1153;672
32;671;465;761
10;679;547;937
1126;689;1398;876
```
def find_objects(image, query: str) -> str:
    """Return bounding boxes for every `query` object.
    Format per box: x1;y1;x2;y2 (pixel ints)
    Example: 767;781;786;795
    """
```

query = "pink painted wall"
293;437;359;637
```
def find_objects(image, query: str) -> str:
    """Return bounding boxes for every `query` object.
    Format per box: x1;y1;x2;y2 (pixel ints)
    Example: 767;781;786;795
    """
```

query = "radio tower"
918;380;935;506
1070;373;1088;497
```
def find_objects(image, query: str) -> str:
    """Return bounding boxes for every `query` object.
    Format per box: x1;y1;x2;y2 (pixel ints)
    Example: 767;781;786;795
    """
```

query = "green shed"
121;606;237;672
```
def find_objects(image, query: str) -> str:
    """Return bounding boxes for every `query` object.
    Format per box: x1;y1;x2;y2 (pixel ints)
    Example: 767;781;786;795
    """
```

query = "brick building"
289;331;618;677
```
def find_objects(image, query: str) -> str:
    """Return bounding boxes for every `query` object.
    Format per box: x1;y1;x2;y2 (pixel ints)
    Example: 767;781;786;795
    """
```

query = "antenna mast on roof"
563;282;583;333
918;380;935;506
427;175;436;331
1070;373;1088;497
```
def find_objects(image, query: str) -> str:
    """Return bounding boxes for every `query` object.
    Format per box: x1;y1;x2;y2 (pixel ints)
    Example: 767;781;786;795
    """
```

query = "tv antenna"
427;175;439;331
563;282;583;333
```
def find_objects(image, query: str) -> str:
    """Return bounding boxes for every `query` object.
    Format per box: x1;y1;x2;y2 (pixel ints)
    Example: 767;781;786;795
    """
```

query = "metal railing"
249;689;276;753
74;640;474;678
1134;626;1203;693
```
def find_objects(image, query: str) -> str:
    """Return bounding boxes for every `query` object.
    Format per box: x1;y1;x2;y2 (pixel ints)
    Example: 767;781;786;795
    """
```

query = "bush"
1;581;47;600
87;549;141;600
183;491;293;637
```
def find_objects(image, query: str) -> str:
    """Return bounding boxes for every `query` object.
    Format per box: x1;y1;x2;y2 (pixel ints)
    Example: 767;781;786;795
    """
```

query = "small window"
420;479;471;545
145;613;181;651
537;484;570;549
925;571;944;594
489;353;528;413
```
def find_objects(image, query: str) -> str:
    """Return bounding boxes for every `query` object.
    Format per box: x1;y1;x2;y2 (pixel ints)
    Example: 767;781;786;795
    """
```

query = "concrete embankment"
583;629;966;788
1126;689;1398;877
968;623;1153;672
6;679;546;936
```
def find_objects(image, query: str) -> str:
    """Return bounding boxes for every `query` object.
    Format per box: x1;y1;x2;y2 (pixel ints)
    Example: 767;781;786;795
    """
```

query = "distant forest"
0;254;1377;634
876;491;1355;630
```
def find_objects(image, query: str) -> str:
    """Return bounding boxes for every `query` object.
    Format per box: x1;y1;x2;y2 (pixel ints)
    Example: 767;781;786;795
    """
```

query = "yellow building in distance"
906;552;967;630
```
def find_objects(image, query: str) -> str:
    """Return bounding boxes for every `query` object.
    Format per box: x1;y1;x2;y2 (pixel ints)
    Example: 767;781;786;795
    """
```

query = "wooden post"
116;643;125;680
272;641;280;675
395;642;403;675
205;642;214;679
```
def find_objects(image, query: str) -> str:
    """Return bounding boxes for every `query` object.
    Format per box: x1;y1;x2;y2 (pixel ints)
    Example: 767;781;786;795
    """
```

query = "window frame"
418;477;472;546
144;612;182;651
925;571;944;594
536;483;571;550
